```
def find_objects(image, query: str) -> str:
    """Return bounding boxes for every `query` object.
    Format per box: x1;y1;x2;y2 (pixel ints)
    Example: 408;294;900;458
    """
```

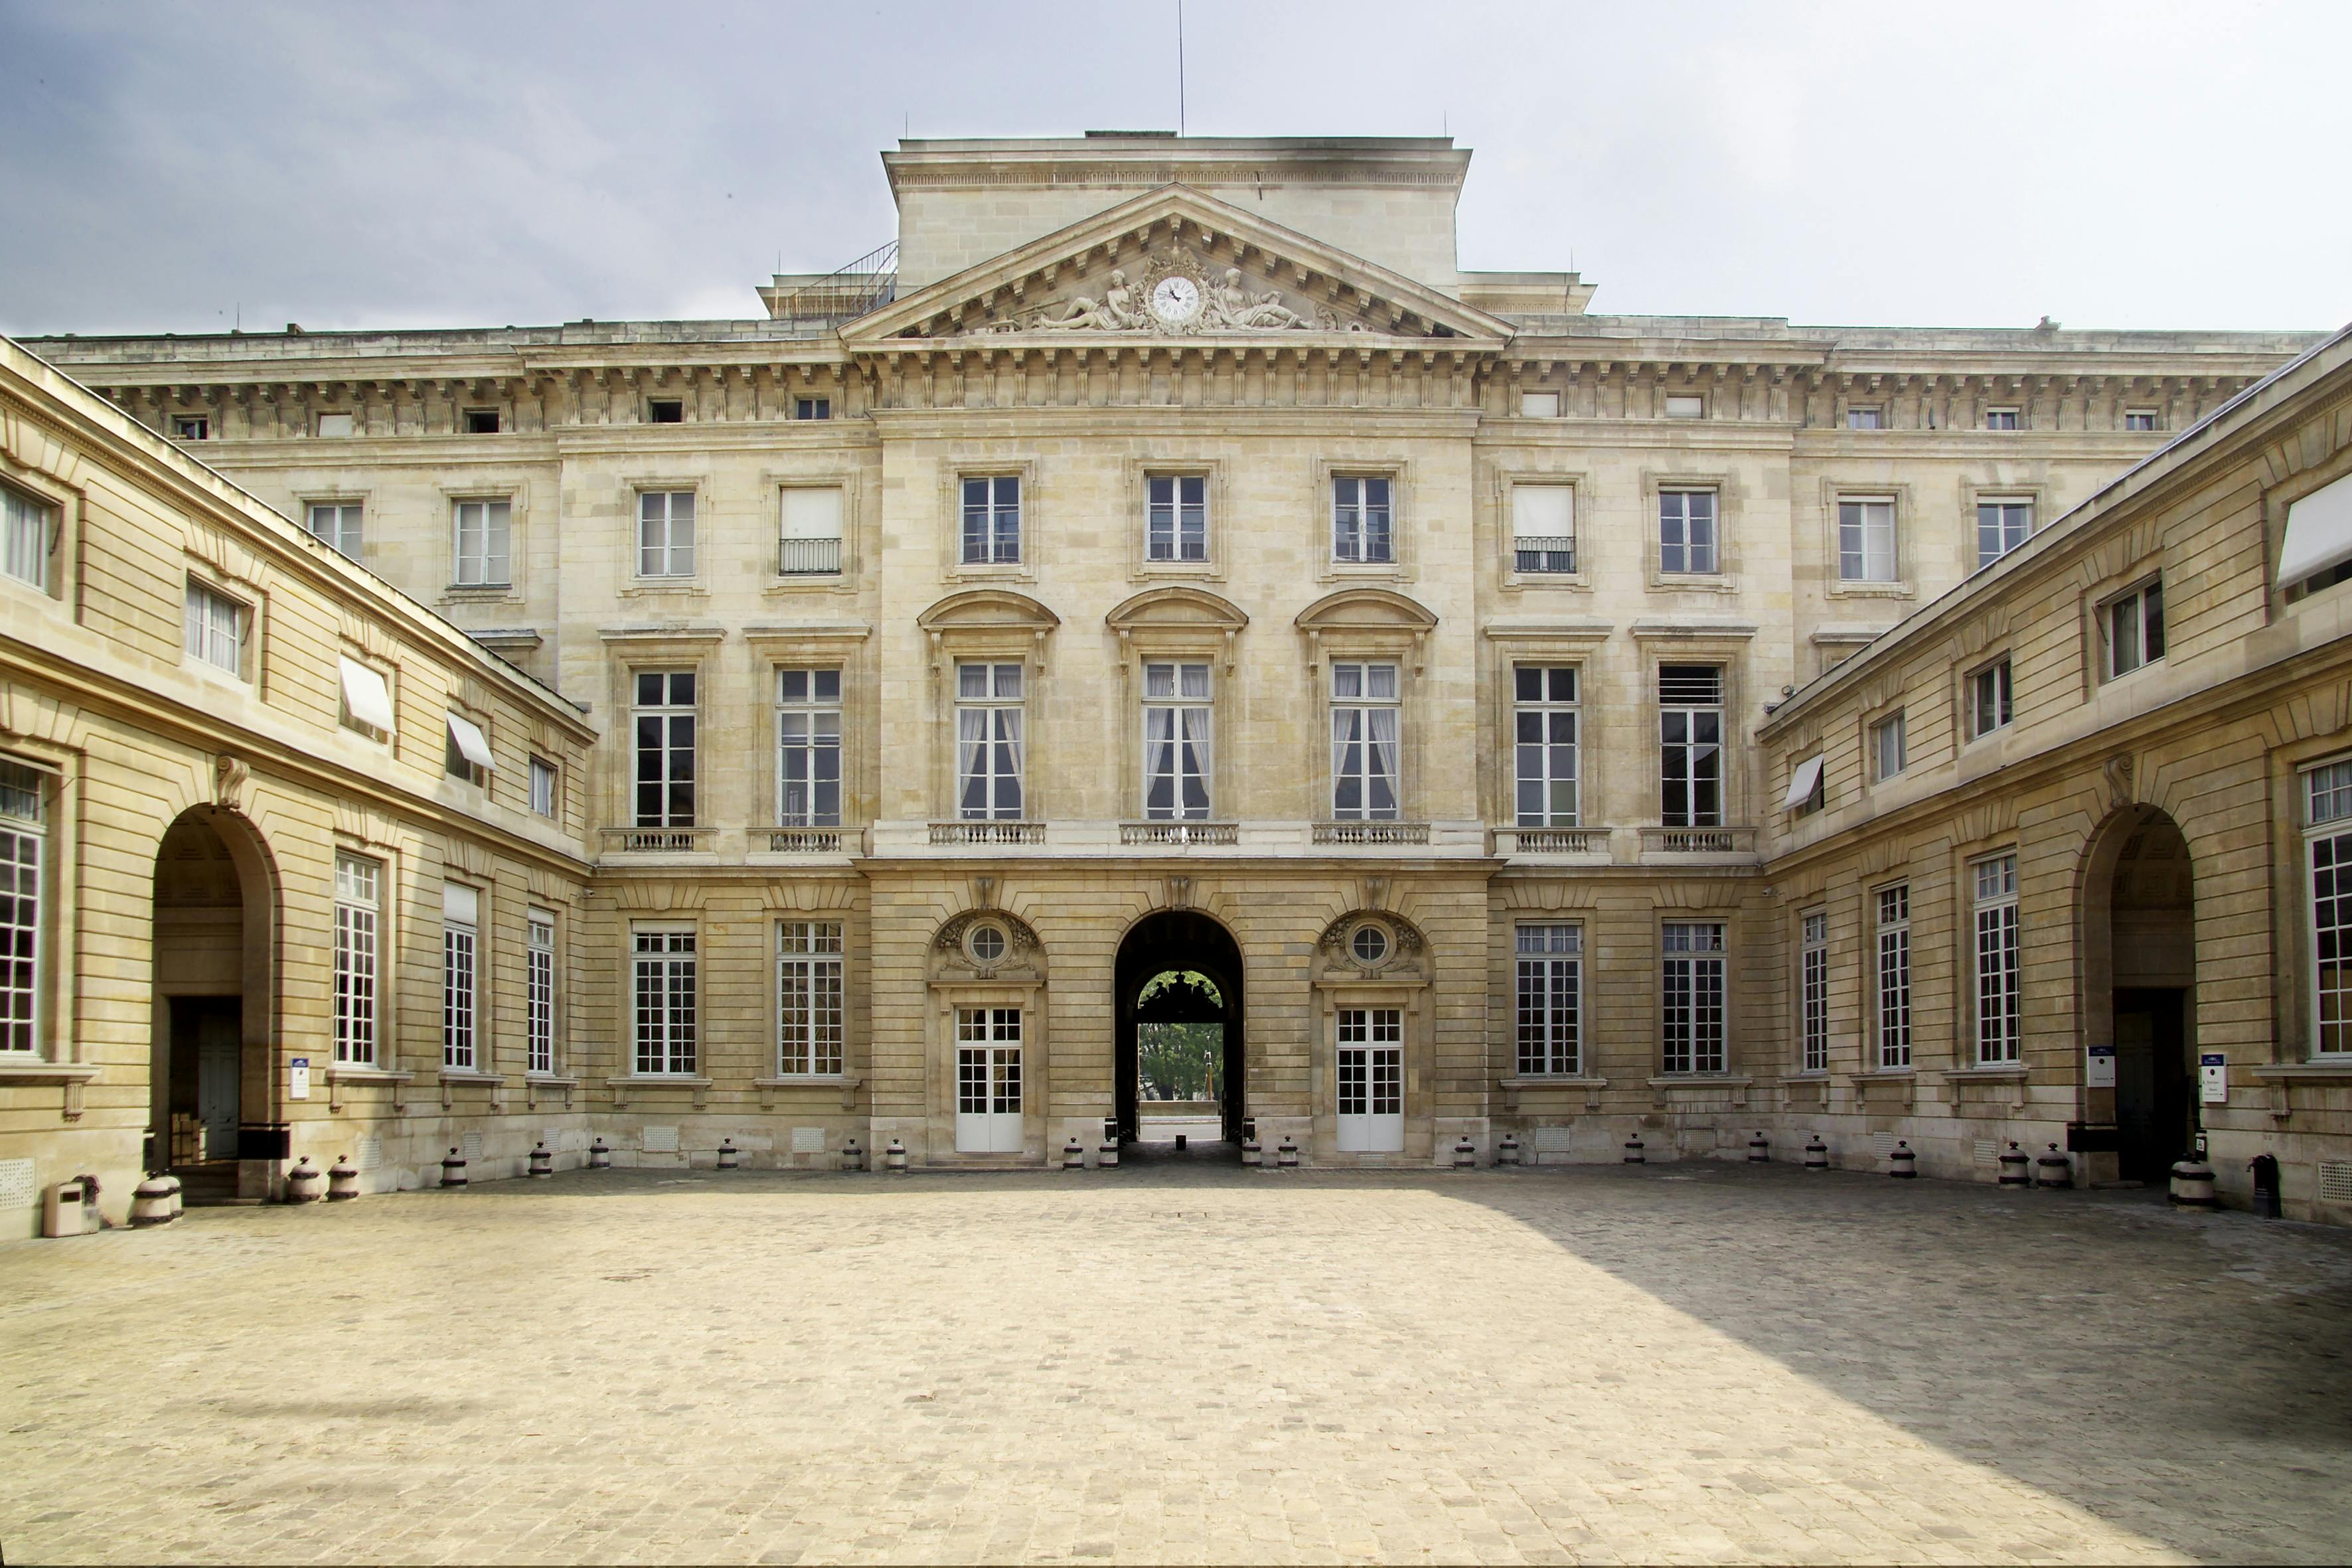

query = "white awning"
781;485;844;539
2280;471;2352;586
442;880;479;925
337;657;394;733
1511;483;1573;538
1782;755;1824;811
445;711;495;772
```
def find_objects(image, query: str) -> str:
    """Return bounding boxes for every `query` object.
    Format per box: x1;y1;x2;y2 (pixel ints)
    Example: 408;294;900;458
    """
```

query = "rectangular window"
1847;406;1884;430
183;580;245;675
1658;490;1718;574
1658;664;1723;828
331;853;378;1067
1838;498;1897;582
647;399;684;424
1986;408;2022;431
526;909;555;1075
961;476;1021;565
1520;390;1560;418
1784;755;1826;815
528;757;558;818
637;491;696;578
315;412;355;438
1664;394;1704;420
2125;409;2160;433
2307;762;2352;1056
794;396;831;421
0;761;45;1056
777;921;845;1075
1800;909;1828;1074
1661;921;1727;1074
1142;661;1213;821
1876;885;1912;1069
1968;659;2013;740
463;409;501;435
1146;475;1208;562
451;499;511;587
445;711;493;786
306;502;362;560
776;668;843;827
1976;499;2033;569
1514;665;1580;826
171;415;209;440
633;670;697;828
955;662;1025;821
1331;475;1393;564
441;881;478;1071
1973;854;2021;1063
5;485;53;590
1873;712;1907;781
2105;578;2165;677
632;927;697;1075
1515;923;1582;1077
1329;661;1401;821
1511;485;1575;574
779;486;844;576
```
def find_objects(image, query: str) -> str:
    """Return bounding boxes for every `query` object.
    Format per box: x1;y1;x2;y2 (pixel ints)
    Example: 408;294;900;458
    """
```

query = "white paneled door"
955;1007;1024;1154
1335;1007;1404;1152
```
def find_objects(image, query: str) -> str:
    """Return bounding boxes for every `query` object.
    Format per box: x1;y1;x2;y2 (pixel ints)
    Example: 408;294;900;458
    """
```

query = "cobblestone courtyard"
4;1162;2350;1565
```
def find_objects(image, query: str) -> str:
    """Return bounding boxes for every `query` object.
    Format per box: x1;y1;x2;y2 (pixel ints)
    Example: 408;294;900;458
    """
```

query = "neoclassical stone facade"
5;133;2347;1225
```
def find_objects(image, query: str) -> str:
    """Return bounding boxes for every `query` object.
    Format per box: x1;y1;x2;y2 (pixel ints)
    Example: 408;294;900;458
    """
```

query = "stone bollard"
1749;1131;1770;1163
440;1147;469;1189
1998;1141;2032;1188
2035;1143;2073;1190
1276;1135;1299;1168
1887;1140;1917;1179
528;1141;554;1179
1098;1137;1120;1169
1622;1133;1646;1164
1496;1132;1522;1168
161;1172;183;1218
1803;1135;1829;1170
131;1173;177;1227
2169;1155;2217;1208
1061;1137;1086;1170
285;1156;324;1203
885;1137;909;1173
1241;1136;1263;1167
716;1138;741;1172
1452;1135;1476;1170
841;1138;865;1172
588;1138;611;1170
327;1156;360;1201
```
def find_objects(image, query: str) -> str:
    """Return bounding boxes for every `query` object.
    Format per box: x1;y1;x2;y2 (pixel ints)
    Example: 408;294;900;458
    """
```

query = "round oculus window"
969;923;1007;965
1350;925;1389;965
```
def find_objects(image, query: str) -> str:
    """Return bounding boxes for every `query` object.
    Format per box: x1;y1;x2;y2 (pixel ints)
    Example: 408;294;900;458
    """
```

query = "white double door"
955;1006;1024;1154
1335;1007;1404;1152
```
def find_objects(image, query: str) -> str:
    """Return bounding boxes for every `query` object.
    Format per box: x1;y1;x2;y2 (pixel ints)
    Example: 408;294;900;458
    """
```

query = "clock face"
1150;275;1201;325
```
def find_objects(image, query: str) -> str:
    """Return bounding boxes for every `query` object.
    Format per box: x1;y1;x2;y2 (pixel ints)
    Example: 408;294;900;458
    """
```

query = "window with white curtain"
638;491;696;578
1838;498;1897;582
1511;485;1575;574
1329;661;1401;821
1977;499;2033;568
1658;491;1718;574
1146;476;1208;562
307;502;362;560
780;487;844;576
5;484;53;590
183;580;245;676
775;668;842;826
956;662;1025;821
1514;665;1579;826
1331;476;1393;564
961;476;1021;564
451;499;510;586
1141;661;1212;820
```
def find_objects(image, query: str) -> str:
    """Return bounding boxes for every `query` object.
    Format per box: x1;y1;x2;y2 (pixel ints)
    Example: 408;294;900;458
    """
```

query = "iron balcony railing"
1512;536;1576;573
778;537;842;576
770;240;898;327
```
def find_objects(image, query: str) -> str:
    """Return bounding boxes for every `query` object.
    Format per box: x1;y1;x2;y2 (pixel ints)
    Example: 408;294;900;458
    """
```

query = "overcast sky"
2;0;2345;338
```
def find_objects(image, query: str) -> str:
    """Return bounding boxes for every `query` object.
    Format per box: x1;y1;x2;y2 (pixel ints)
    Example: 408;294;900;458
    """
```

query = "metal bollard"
285;1156;324;1203
1803;1135;1829;1170
440;1147;469;1189
528;1141;554;1178
1622;1134;1646;1164
327;1156;360;1201
2035;1143;2073;1190
841;1138;865;1172
1749;1131;1770;1163
131;1173;177;1227
588;1138;611;1170
716;1138;741;1172
1997;1141;2032;1188
1496;1132;1523;1168
1887;1140;1917;1178
1061;1137;1086;1170
885;1137;909;1173
1276;1135;1299;1168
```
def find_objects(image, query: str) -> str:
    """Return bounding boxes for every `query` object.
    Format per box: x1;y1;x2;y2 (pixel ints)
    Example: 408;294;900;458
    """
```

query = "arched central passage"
1115;910;1244;1145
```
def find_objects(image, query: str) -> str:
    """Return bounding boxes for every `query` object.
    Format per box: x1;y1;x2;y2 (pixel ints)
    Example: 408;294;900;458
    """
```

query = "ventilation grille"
1871;1131;1898;1158
0;1158;36;1210
356;1135;382;1171
459;1132;483;1164
2319;1162;2352;1204
1974;1140;1998;1167
642;1125;680;1154
1533;1127;1575;1153
791;1127;824;1154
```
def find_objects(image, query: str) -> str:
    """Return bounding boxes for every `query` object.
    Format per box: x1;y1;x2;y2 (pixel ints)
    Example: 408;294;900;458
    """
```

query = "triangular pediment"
844;186;1511;350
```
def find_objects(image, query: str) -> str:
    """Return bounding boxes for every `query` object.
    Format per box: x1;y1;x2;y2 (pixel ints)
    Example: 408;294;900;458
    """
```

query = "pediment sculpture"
1020;248;1342;336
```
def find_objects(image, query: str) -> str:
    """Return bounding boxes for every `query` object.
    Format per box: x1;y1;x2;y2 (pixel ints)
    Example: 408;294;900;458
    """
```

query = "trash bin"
42;1180;88;1239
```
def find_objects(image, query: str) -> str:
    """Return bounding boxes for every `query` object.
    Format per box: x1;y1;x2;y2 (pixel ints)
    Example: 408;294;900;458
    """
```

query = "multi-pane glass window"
1329;661;1401;821
1976;500;2033;569
1968;659;2013;740
2307;761;2352;1055
1658;665;1723;828
2125;410;2160;433
775;668;843;826
1336;1008;1405;1116
1847;406;1884;430
777;921;845;1076
451;499;510;586
795;396;832;421
1514;666;1580;826
441;881;478;1071
1876;885;1912;1069
526;909;555;1075
1142;662;1212;821
638;491;696;578
1331;475;1393;564
961;476;1021;564
1986;408;2023;430
1512;485;1575;574
171;415;209;440
2106;579;2165;677
1515;924;1581;1077
529;757;558;818
1873;712;1907;780
956;662;1026;821
183;581;244;675
1146;475;1208;562
5;485;52;589
1;761;44;1056
633;927;698;1075
307;502;362;559
1973;854;2021;1063
1658;490;1718;574
633;671;696;828
1661;921;1727;1074
331;853;379;1066
1838;498;1897;582
955;1008;1023;1110
1800;910;1829;1074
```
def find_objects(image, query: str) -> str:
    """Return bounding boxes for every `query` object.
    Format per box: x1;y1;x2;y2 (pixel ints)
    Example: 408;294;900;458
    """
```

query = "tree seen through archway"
1137;970;1222;1104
